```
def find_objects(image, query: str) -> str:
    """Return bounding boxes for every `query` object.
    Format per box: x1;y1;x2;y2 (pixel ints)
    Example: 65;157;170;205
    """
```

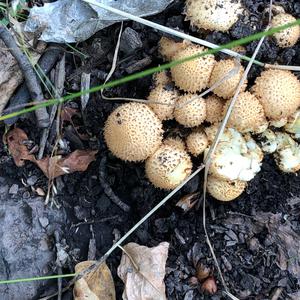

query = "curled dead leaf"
6;128;97;179
176;192;199;212
74;261;116;300
118;242;169;300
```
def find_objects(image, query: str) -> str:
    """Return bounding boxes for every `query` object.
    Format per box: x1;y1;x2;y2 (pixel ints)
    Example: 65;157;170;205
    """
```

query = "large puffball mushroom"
272;13;300;48
164;137;186;151
253;69;300;120
145;145;192;189
205;95;224;124
147;84;179;121
186;129;208;156
206;128;263;181
174;94;206;127
185;0;243;32
159;37;187;61
209;59;247;99
171;44;215;93
285;109;300;139
207;176;246;201
104;103;163;162
223;92;266;133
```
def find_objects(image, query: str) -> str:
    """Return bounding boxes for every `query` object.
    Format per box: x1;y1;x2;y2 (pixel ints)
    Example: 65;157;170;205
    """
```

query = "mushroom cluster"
104;28;300;202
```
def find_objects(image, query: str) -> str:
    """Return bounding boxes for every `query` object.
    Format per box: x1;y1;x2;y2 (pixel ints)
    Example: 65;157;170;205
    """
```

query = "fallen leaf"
117;242;169;300
6;128;35;166
35;150;97;179
74;261;116;300
6;128;97;179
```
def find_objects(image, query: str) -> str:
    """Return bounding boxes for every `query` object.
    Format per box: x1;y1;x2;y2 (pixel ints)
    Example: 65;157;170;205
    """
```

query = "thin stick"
0;25;50;127
83;0;300;72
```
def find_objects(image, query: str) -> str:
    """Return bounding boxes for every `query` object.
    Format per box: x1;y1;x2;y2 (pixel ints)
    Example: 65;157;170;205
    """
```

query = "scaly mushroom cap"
209;59;247;99
224;91;266;133
186;130;208;156
171;44;215;93
207;176;246;201
153;71;171;86
164;137;186;151
206;95;224;124
104;103;163;162
253;69;300;120
204;123;220;144
272;13;300;48
145;145;192;189
159;37;187;61
185;0;243;32
174;94;206;127
147;84;179;121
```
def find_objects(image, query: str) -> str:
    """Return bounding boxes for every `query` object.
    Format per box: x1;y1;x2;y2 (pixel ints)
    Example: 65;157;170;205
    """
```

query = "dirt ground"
0;0;300;299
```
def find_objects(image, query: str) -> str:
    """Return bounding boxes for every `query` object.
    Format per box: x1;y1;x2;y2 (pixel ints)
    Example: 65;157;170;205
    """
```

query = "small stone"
120;27;143;54
39;217;49;228
27;176;38;186
9;184;19;195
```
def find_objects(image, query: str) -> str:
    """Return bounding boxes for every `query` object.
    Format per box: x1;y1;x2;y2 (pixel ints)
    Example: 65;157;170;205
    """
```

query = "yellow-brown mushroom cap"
253;69;300;120
159;37;188;61
104;103;163;162
145;145;192;189
185;0;243;32
209;59;247;99
272;13;300;48
206;95;224;124
224;91;266;133
171;44;215;93
147;84;179;121
207;176;246;201
174;94;206;127
186;130;208;156
164;137;186;151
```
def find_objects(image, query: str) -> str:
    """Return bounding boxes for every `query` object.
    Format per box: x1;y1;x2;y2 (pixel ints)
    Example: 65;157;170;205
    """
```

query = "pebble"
39;217;49;228
9;184;19;195
120;27;143;54
27;176;38;186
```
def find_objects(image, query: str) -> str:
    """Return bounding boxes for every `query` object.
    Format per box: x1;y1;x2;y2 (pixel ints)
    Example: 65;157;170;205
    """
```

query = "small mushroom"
209;59;247;99
285;109;300;139
147;84;179;121
223;91;266;133
159;37;187;61
207;176;246;201
104;103;163;162
205;95;224;124
145;144;192;189
186;129;208;156
152;71;171;86
253;69;300;120
272;13;300;48
185;0;243;32
164;137;186;151
171;44;215;93
174;94;206;128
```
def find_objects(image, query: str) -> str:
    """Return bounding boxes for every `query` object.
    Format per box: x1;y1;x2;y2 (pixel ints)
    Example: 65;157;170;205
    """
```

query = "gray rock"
9;184;19;195
120;27;143;54
0;196;66;300
39;217;49;228
27;175;38;186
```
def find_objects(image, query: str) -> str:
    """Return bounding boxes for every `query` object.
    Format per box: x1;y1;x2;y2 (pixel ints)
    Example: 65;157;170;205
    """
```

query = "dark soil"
1;0;300;299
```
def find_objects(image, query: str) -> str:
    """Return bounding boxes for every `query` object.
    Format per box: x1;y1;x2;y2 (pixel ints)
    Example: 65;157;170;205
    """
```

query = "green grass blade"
0;19;299;123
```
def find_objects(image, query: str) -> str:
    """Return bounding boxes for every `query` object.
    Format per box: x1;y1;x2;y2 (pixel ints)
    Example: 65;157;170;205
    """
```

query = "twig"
4;46;62;126
70;215;119;228
99;156;130;212
0;25;50;128
84;0;300;72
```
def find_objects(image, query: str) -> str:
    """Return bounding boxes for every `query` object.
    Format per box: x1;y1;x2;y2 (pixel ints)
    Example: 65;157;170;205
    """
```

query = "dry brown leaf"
6;128;97;178
35;150;97;179
74;261;116;300
6;128;35;166
117;242;169;300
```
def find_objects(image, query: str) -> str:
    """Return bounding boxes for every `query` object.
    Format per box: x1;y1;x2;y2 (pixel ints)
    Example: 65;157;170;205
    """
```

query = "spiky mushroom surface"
205;95;224;124
104;103;163;162
186;130;208;156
